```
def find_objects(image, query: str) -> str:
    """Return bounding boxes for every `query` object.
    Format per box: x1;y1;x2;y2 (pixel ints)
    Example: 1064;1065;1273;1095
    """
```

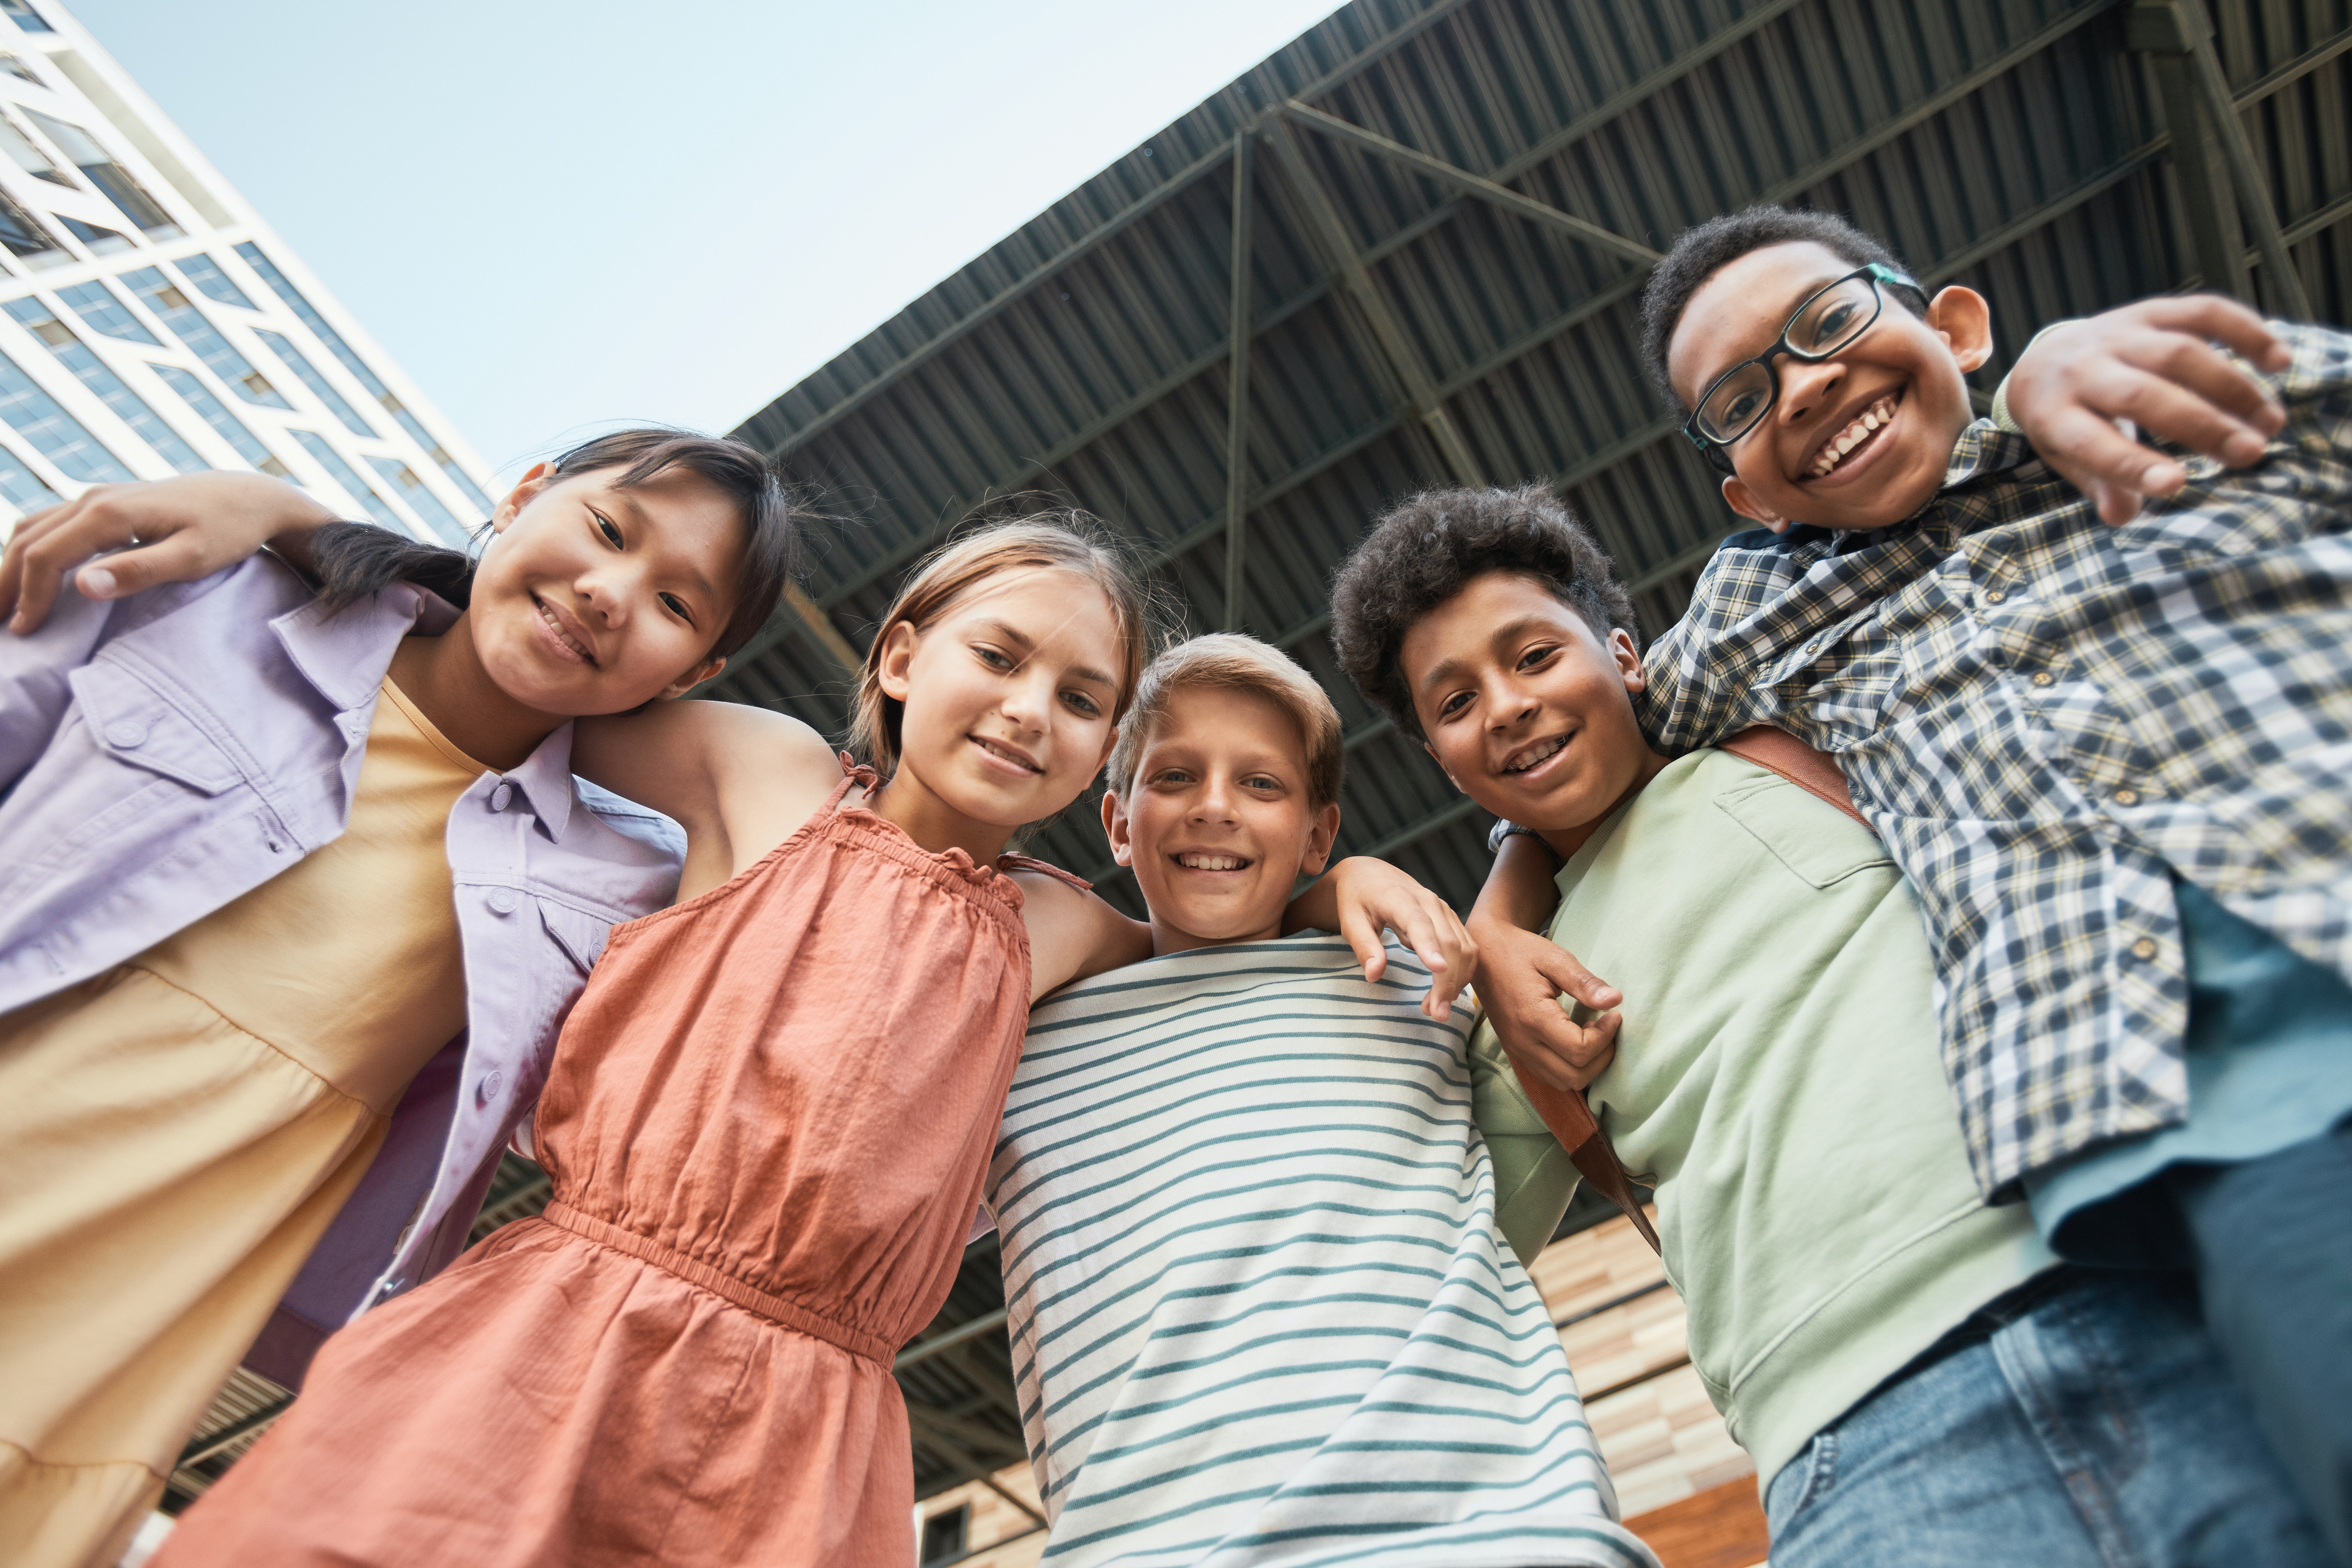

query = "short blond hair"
847;512;1153;778
1104;634;1343;809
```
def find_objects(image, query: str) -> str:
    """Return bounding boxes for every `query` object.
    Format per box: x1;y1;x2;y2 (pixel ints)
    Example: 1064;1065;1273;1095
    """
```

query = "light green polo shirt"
1472;748;2056;1489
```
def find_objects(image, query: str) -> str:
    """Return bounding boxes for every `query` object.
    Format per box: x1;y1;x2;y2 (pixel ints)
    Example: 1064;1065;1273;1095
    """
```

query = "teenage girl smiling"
0;432;791;1568
16;489;1472;1568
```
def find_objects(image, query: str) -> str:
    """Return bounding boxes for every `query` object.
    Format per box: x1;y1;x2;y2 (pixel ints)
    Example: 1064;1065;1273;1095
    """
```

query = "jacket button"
487;887;519;915
489;782;514;812
105;721;147;747
478;1071;503;1105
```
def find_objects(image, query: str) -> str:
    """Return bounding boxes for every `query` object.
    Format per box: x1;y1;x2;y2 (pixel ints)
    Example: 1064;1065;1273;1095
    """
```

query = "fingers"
1339;903;1387;986
1502;1008;1619;1092
2095;341;2281;458
66;535;211;604
1530;943;1621;1011
2142;293;2291;374
2034;407;2186;518
1407;902;1477;1021
3;494;131;634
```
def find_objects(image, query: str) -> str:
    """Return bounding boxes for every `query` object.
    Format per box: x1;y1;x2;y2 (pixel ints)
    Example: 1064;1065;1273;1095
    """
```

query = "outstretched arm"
570;701;849;902
2001;294;2290;525
1;474;337;633
1465;833;1622;1092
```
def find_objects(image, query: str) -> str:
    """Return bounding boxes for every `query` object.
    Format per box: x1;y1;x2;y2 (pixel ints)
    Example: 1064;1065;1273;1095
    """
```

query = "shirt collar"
499;721;579;843
270;580;460;711
1762;418;2037;554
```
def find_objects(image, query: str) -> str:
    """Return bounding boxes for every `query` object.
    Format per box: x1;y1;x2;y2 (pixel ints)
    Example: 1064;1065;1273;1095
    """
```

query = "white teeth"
539;602;590;661
1177;853;1246;871
1810;397;1898;478
1506;736;1567;773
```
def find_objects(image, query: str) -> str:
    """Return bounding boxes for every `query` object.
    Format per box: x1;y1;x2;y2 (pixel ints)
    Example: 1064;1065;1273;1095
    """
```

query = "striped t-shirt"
988;933;1657;1568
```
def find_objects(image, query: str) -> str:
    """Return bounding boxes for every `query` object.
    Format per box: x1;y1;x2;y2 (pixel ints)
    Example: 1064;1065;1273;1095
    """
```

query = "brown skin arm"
1;474;338;633
2005;294;2290;526
1466;832;1622;1091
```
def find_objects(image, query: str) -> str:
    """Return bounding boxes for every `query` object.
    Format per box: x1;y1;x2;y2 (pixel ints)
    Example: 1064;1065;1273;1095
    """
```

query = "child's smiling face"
1400;571;1666;850
470;463;744;714
877;567;1124;831
1668;240;1992;534
1104;683;1339;954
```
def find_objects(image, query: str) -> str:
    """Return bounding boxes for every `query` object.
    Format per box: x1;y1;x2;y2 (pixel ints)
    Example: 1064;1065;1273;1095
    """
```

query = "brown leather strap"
1717;726;1872;831
541;1201;897;1364
1514;1073;1660;1255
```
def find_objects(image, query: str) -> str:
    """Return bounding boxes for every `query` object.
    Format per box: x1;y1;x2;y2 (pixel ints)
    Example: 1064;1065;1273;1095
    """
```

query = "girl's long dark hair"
310;427;795;660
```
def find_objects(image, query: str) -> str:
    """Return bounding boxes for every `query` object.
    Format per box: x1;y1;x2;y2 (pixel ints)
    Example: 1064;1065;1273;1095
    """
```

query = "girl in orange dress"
152;516;1469;1568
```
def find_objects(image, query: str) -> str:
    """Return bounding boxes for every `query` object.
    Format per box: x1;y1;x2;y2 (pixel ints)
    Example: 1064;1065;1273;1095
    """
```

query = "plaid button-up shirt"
1637;322;2352;1199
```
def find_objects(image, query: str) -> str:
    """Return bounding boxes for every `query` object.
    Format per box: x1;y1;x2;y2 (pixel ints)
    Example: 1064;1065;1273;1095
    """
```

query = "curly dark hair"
1637;205;1916;417
1330;484;1636;741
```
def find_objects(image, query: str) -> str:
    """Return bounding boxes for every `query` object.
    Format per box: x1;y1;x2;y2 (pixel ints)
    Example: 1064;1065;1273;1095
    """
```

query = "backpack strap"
1515;1071;1661;1255
1716;727;1872;832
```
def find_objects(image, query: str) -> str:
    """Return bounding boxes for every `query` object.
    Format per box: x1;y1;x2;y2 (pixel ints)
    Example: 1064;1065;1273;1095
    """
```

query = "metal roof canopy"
708;0;2348;1504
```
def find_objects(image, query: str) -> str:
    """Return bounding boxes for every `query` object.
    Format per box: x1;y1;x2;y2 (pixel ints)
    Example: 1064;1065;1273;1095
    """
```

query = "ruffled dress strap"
829;751;880;810
997;852;1091;892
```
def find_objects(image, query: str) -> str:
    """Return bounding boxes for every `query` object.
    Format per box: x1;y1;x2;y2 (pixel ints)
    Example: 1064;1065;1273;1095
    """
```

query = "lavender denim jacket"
0;555;684;1385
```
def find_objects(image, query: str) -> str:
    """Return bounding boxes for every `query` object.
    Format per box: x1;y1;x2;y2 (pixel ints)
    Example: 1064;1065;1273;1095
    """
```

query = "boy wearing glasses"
1479;204;2352;1563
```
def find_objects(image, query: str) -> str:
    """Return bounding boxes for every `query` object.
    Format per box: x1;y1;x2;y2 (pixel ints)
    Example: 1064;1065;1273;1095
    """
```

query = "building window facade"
0;342;131;482
369;455;465;544
4;295;206;472
234;242;493;517
120;265;289;408
152;362;285;476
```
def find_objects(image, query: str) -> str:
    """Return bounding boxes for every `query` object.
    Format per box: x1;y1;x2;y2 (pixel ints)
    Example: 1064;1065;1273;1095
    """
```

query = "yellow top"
140;676;483;1112
0;675;488;1568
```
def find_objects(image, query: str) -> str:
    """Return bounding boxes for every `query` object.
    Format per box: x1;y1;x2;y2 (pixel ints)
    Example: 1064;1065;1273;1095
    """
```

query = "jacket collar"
271;578;579;841
270;581;458;712
503;722;579;843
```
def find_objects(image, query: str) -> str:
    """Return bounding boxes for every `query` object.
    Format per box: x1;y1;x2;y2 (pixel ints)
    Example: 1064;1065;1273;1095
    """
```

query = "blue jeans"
1765;1270;2329;1568
2167;1122;2352;1566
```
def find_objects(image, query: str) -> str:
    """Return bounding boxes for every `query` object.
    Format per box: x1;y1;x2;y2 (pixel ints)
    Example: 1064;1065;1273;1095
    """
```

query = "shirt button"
489;782;514;812
477;1071;503;1105
104;721;147;747
486;887;519;915
1984;588;2007;604
2030;671;2054;687
2113;787;2140;806
2131;937;2158;961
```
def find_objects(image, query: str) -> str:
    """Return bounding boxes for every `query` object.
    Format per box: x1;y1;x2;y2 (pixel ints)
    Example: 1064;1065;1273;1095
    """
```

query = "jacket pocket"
69;661;241;796
537;901;614;976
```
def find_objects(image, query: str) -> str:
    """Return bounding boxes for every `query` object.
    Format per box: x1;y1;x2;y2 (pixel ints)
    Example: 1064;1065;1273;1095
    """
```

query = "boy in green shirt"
1329;488;2329;1567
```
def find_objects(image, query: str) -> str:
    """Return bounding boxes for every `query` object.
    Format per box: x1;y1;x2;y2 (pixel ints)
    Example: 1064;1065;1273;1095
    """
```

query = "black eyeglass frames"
1681;262;1930;466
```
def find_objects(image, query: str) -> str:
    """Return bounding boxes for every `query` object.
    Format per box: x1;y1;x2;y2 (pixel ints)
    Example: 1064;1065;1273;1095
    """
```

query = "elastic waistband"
540;1200;898;1365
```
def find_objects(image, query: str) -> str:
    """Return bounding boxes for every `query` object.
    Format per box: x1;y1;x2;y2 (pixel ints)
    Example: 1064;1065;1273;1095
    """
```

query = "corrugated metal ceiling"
716;0;2349;931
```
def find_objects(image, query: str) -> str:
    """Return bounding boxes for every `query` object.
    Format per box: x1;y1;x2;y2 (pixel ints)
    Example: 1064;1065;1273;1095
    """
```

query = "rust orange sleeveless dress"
157;763;1072;1568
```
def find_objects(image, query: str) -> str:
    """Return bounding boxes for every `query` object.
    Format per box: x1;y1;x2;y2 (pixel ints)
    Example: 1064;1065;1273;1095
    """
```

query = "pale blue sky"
69;0;1346;482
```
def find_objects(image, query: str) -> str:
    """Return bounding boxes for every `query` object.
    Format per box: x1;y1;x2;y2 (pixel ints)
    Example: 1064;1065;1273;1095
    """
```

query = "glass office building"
0;0;493;543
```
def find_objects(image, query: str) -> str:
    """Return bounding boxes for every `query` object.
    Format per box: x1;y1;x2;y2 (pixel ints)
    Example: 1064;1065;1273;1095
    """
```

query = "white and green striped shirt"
989;934;1657;1568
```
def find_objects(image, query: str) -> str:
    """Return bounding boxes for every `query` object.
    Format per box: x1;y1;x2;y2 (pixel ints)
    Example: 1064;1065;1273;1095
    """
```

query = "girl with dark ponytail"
0;428;791;1568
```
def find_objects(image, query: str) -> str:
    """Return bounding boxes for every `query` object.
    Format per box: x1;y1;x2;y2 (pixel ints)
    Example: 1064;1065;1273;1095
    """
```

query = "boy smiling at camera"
1331;488;2331;1568
979;634;1657;1568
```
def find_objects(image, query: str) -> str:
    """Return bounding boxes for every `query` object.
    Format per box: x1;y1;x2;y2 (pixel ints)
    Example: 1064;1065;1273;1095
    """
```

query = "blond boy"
982;635;1656;1568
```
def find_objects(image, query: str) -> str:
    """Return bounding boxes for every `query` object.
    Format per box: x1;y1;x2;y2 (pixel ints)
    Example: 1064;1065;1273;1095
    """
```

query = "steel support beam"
1281;100;1660;266
904;1407;1048;1526
1223;130;1256;632
2128;0;2312;316
1261;115;1485;486
2130;1;2253;299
